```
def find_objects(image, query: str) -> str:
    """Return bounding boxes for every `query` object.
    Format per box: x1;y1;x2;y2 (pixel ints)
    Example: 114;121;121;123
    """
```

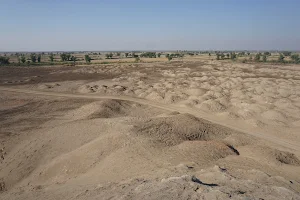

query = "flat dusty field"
1;60;300;199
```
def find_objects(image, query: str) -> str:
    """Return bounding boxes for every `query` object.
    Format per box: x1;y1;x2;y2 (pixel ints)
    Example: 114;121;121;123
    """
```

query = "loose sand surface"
1;60;300;199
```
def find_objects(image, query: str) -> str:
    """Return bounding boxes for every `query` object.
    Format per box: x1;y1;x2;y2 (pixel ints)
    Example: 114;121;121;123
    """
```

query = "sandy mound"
62;100;134;120
184;88;207;96
197;99;226;112
241;145;300;166
87;100;130;119
133;114;234;146
261;110;288;124
170;141;239;163
274;150;300;165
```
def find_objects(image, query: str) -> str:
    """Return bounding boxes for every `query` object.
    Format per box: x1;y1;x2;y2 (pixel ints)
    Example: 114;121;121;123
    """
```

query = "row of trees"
15;53;41;64
215;51;300;64
250;52;299;63
140;52;157;58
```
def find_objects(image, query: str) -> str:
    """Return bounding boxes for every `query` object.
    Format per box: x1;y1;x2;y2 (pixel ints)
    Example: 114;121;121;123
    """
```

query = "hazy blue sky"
1;0;300;51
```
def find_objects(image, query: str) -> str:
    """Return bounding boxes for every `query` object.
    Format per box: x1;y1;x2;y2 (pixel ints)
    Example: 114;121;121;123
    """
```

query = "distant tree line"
140;52;156;58
245;51;299;64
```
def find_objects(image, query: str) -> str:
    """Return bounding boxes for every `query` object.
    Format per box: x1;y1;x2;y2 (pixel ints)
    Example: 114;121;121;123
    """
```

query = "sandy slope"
1;60;300;199
1;86;299;152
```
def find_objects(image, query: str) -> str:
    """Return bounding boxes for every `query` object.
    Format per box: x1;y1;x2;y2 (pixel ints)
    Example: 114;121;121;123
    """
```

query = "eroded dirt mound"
169;141;239;163
133;113;235;146
241;145;300;166
274;150;300;166
88;100;130;119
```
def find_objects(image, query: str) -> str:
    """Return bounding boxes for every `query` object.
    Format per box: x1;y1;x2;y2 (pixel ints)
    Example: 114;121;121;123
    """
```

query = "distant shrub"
238;52;245;57
37;54;41;63
230;52;237;60
282;51;291;56
20;55;26;63
30;53;37;63
105;53;113;59
60;53;72;61
278;54;285;63
135;57;140;62
221;53;225;60
0;56;10;65
71;56;77;64
85;55;92;63
140;52;156;58
262;55;267;62
49;53;54;62
254;53;261;62
291;54;300;63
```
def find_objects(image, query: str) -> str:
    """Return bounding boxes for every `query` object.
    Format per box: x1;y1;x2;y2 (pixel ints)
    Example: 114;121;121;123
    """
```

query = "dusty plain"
1;58;300;199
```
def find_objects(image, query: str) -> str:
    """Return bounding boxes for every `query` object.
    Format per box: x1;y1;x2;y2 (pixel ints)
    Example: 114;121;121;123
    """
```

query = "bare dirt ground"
1;60;300;199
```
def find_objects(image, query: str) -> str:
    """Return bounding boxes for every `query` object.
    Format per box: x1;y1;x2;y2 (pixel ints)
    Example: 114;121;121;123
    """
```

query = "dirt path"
1;86;300;152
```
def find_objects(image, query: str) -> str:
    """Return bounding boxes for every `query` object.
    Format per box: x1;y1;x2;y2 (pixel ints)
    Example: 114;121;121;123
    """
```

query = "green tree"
49;53;54;62
125;53;129;58
37;54;41;63
20;55;26;63
282;51;291;56
254;53;261;62
105;53;113;59
157;53;161;58
85;55;92;63
262;55;267;62
216;54;220;60
0;56;10;65
221;53;225;60
30;53;37;63
116;52;121;56
66;54;71;61
140;52;156;58
167;56;172;61
70;56;77;65
60;53;67;61
291;54;299;63
226;53;230;58
208;53;211;56
230;52;237;60
278;54;285;63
